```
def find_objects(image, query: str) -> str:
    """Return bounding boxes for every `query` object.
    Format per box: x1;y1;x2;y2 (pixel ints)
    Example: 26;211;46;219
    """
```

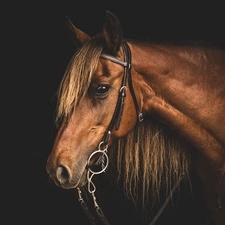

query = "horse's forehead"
93;59;124;80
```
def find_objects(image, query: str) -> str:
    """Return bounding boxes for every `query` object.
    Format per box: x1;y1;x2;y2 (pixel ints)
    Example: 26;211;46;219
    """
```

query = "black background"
7;1;224;225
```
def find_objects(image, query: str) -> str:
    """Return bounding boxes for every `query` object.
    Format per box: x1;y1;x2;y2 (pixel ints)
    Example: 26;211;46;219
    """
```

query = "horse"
46;10;225;225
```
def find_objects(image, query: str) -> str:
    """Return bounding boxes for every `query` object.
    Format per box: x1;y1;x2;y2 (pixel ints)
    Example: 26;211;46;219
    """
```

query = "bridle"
100;41;144;145
76;40;179;225
77;40;143;225
77;41;144;225
76;41;224;225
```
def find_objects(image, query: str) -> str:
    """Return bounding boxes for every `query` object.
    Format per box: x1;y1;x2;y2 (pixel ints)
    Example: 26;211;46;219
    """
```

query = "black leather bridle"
77;41;144;225
77;40;181;225
100;41;143;145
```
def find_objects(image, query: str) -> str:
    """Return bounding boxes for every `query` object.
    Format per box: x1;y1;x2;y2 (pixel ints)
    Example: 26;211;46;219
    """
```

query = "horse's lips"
77;169;88;188
64;166;88;189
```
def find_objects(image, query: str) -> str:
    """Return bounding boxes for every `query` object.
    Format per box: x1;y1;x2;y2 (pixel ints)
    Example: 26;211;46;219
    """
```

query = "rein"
76;41;224;225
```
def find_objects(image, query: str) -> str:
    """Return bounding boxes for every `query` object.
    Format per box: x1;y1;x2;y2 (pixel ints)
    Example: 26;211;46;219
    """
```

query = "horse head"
46;11;142;189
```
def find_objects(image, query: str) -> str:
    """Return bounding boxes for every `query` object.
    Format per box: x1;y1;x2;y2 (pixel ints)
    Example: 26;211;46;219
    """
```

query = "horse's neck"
129;41;225;170
129;41;225;203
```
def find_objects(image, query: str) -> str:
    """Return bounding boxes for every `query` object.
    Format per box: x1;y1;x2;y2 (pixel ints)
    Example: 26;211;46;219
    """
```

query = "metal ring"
120;86;127;92
87;150;109;174
98;141;108;151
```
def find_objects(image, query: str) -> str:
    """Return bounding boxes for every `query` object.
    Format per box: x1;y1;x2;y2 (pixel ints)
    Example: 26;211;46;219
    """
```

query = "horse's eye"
96;85;109;96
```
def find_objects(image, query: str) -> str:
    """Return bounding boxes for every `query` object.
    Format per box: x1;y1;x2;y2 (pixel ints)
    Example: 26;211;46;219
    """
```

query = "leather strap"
100;41;143;145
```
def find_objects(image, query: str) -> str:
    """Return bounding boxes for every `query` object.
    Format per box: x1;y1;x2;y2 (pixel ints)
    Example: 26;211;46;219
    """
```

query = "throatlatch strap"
122;41;144;122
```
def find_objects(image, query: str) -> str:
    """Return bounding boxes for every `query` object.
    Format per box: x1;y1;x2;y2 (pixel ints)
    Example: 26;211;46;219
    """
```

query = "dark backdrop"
9;1;224;225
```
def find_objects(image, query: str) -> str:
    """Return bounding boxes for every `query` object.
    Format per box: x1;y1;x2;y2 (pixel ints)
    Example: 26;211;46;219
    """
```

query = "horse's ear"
65;16;91;49
103;10;123;55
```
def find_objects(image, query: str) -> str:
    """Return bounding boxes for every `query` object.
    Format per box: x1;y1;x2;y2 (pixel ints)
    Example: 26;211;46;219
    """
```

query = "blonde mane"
55;36;191;209
55;35;104;124
109;118;191;208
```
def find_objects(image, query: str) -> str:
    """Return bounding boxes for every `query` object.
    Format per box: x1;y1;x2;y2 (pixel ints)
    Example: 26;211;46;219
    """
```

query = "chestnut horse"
46;10;225;225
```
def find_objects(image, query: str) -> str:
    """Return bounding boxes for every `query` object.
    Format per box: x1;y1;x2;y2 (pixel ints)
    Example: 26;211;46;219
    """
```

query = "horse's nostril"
56;165;70;184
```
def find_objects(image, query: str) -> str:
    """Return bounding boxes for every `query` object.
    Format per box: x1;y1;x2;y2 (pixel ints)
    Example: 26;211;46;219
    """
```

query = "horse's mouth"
77;169;88;188
47;148;109;189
